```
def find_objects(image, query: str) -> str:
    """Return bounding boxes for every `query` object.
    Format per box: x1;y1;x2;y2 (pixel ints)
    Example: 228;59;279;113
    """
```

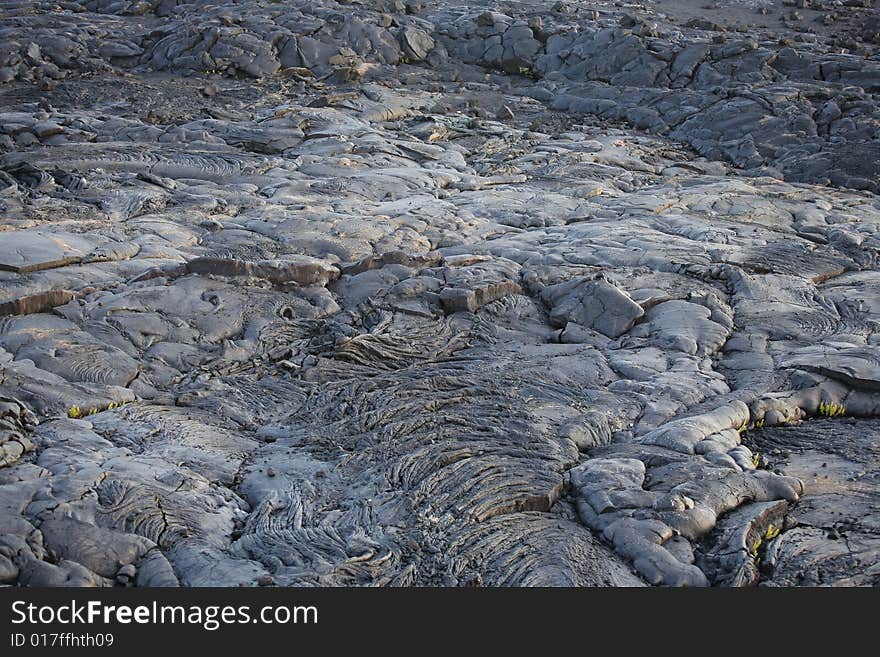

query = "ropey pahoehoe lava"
0;0;878;587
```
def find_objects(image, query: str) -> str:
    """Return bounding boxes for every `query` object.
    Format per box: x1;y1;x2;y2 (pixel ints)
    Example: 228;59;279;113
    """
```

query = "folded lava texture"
0;0;878;587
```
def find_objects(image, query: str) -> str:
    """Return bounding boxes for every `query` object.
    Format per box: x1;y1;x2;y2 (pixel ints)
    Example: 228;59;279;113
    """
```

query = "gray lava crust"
0;0;878;587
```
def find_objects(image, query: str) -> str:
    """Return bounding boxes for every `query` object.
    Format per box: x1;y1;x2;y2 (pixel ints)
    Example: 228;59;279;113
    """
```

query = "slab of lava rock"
0;0;878;587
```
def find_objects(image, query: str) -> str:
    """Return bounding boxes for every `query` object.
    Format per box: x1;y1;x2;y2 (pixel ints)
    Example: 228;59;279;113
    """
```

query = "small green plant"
752;452;761;468
68;400;129;419
750;537;762;558
738;418;748;433
818;401;846;417
749;524;782;565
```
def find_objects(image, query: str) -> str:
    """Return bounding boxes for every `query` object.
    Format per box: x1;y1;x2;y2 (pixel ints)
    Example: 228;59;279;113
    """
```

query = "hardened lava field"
0;0;878;587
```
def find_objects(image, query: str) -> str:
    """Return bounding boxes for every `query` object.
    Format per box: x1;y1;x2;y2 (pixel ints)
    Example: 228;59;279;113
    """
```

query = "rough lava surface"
0;0;878;587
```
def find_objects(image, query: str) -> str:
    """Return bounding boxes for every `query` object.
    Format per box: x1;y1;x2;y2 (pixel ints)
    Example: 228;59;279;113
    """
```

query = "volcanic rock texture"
0;0;878;587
